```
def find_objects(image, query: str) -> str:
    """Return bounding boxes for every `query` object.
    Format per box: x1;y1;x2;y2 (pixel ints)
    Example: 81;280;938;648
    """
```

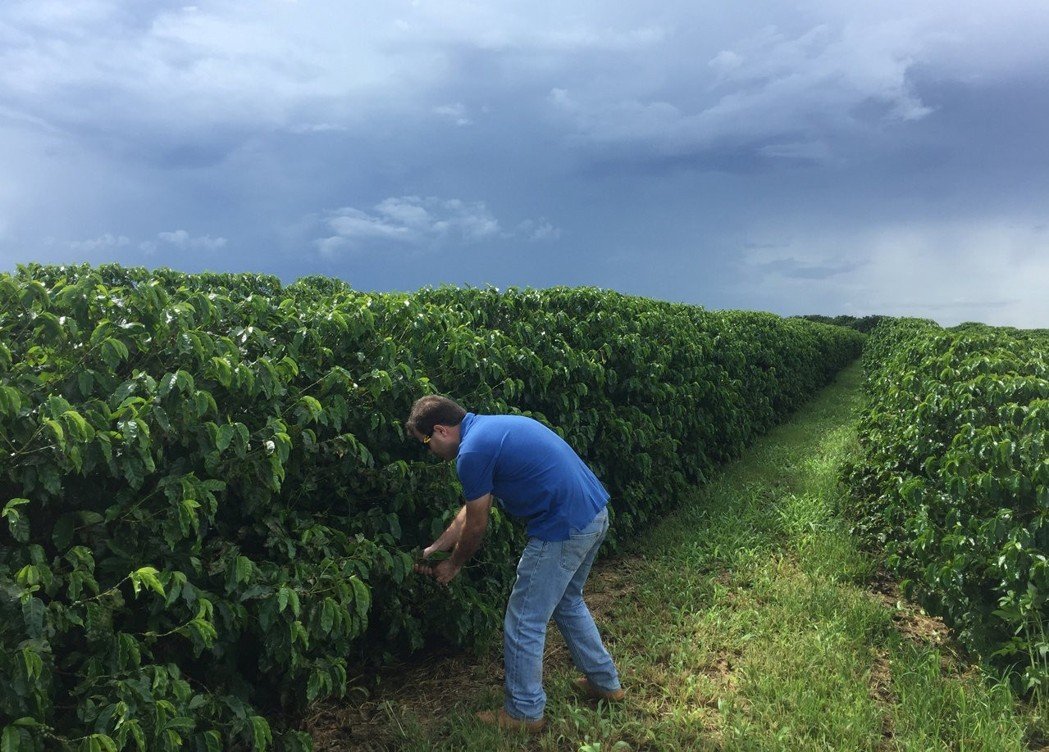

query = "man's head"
406;395;467;461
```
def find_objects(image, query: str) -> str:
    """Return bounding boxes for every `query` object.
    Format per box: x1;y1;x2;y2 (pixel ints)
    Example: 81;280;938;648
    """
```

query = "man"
407;395;624;733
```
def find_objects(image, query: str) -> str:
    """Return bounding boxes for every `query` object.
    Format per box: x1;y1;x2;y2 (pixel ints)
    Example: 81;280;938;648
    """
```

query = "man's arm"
422;504;468;558
429;494;492;585
448;494;492;568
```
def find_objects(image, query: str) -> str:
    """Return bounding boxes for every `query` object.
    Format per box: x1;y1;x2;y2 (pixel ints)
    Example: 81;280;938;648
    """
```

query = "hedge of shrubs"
1;264;864;751
844;318;1049;695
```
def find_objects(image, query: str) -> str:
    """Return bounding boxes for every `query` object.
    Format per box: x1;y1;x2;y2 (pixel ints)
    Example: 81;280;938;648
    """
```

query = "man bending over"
407;395;624;733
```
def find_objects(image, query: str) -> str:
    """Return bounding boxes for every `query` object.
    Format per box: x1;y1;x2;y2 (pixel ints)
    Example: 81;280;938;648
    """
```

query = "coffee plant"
1;264;863;750
844;319;1049;696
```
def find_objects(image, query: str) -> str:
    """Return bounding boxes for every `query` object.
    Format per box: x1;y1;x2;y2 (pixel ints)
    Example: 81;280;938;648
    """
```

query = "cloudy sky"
2;1;1047;326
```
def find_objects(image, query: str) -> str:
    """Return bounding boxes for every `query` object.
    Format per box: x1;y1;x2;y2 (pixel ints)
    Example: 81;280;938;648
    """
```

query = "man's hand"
413;558;462;585
413;494;491;586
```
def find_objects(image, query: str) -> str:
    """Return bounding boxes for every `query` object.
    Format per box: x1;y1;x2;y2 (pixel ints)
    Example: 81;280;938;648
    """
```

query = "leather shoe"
475;708;546;733
573;677;626;702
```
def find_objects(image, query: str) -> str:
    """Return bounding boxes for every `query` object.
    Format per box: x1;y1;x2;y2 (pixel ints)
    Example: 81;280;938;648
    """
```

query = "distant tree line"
793;314;887;334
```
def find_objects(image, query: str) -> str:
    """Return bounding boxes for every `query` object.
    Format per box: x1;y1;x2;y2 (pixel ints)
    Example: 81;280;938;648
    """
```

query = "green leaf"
320;598;335;634
112;380;137;404
2;726;22;752
62;409;95;442
279;355;299;377
76;371;94;398
52;514;75;550
159;372;178;398
44;419;65;446
216;423;235;452
0;385;24;416
19;648;43;682
127;721;146;752
100;338;129;368
78;510;104;526
209;356;233;388
15;565;39;587
97;432;113;463
235;555;253;585
194;390;214;418
89;320;113;346
153;406;172;433
349;576;371;622
175;370;195;393
292;620;309;648
8;511;30;543
232;423;250;458
307;670;324;703
33;311;62;339
202;731;221;752
130;566;165;598
297;395;323;424
178;499;200;536
3;498;29;519
182;615;218;650
93;734;117;752
118;633;142;669
250;716;271;752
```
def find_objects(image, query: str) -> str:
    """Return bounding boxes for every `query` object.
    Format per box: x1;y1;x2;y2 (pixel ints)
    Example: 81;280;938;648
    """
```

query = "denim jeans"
503;506;621;720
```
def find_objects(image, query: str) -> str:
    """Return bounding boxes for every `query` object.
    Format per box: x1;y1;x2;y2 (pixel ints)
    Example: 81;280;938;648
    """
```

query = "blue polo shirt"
455;413;609;542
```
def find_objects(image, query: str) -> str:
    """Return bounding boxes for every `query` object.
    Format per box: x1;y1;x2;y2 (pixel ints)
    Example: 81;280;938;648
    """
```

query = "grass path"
311;363;1040;751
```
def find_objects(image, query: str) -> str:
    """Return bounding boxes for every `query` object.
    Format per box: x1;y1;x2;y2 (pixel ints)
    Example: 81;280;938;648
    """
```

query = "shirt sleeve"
456;450;496;502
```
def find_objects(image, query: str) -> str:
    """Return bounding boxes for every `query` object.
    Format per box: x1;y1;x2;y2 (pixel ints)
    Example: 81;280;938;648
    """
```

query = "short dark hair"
406;395;467;437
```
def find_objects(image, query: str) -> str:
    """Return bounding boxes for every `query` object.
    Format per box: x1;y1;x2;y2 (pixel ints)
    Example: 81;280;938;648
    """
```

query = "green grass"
312;363;1040;751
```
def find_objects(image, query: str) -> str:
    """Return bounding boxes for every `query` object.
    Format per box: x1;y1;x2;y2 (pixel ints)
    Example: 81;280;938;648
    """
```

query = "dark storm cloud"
1;0;1048;325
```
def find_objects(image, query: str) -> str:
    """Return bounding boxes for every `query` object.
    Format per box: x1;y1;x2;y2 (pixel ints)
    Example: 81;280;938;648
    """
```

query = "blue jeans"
503;507;621;720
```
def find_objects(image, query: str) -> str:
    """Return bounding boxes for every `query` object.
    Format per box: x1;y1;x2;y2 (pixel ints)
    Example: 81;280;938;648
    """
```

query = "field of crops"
845;319;1049;695
0;264;864;752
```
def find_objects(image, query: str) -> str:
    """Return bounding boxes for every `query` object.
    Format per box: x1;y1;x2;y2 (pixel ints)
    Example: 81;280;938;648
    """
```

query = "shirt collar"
459;412;476;442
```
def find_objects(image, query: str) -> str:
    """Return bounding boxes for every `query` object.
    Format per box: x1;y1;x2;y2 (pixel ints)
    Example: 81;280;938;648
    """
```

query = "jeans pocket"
559;529;601;571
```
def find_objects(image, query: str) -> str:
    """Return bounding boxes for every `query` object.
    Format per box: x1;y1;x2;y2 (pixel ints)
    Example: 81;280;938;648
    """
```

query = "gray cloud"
316;197;562;254
65;233;131;252
737;217;1049;326
548;21;934;166
433;103;473;126
516;219;562;242
317;197;499;254
2;1;1049;326
755;257;864;280
140;230;228;255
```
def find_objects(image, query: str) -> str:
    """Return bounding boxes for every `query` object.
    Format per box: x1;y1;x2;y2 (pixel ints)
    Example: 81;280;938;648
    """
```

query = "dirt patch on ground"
584;557;646;617
867;570;950;649
868;652;896;750
308;646;504;751
868;652;894;705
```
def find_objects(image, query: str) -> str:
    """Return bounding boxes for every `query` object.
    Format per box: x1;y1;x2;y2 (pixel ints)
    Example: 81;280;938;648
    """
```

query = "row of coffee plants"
844;319;1049;696
1;264;864;751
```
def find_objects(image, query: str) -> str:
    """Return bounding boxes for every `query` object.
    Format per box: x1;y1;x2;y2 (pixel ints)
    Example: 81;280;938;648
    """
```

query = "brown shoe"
475;708;546;734
573;677;626;702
